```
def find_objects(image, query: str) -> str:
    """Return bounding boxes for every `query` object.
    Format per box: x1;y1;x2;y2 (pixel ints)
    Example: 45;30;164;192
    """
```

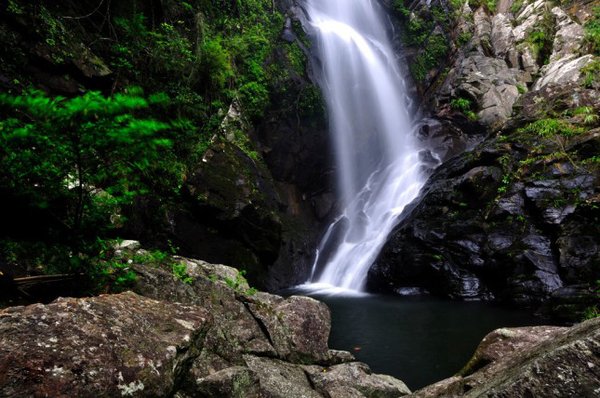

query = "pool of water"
286;290;544;391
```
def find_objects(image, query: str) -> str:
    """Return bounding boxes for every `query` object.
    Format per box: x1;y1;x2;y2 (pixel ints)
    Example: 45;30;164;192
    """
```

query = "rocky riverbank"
1;244;599;397
0;244;410;398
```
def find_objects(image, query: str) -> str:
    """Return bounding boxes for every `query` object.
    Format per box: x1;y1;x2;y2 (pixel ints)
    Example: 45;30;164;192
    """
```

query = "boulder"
410;317;600;397
533;54;595;91
0;292;211;397
549;7;585;63
491;13;515;60
0;253;412;397
303;361;412;398
370;114;600;310
440;54;524;130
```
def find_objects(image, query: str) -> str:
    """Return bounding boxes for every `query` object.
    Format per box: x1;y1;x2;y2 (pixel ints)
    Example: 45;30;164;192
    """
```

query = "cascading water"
303;0;426;293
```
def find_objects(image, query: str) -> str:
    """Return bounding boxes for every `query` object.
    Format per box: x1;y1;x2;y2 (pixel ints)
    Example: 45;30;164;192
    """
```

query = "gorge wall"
0;0;597;317
0;0;333;290
368;0;599;320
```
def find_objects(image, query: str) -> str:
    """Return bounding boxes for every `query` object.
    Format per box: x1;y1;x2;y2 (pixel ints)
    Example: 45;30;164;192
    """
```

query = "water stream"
303;0;425;291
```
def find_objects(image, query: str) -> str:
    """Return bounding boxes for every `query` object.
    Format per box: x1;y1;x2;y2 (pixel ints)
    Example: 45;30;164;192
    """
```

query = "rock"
244;356;322;398
371;115;599;309
410;317;600;397
245;295;331;363
478;83;520;128
416;117;486;164
473;7;492;54
549;7;585;63
0;253;412;397
176;136;283;284
441;54;524;130
543;285;600;322
116;239;142;251
533;54;595;91
0;292;211;397
374;0;599;318
514;0;546;32
303;361;411;397
195;366;261;398
520;45;539;76
491;13;515;60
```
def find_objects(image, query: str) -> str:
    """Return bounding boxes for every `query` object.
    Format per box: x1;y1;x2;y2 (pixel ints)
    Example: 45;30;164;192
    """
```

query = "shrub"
584;7;600;55
519;118;584;137
0;88;185;267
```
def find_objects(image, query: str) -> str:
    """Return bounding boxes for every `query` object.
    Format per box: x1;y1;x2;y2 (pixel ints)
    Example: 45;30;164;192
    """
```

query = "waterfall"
303;0;426;293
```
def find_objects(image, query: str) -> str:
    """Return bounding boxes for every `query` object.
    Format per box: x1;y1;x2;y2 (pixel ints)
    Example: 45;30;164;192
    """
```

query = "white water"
303;0;426;293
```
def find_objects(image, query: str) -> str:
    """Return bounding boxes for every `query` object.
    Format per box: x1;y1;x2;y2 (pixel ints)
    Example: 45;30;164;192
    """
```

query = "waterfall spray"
303;0;426;293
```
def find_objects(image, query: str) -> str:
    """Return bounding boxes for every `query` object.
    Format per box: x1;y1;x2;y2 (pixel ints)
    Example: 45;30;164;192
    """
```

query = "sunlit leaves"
0;88;184;236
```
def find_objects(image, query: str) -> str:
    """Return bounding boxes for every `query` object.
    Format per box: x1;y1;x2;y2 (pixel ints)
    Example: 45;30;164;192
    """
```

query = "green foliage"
510;0;525;14
224;269;257;296
238;81;269;121
527;29;552;65
410;34;449;82
457;31;473;46
450;97;472;111
581;59;600;88
524;11;555;66
0;88;187;276
0;239;88;275
468;0;497;12
298;85;326;118
519;119;584;138
584;7;600;55
569;106;600;125
113;14;195;77
101;260;138;291
450;97;478;120
172;262;194;284
132;249;172;267
198;38;234;92
392;0;411;17
582;280;600;320
497;171;512;194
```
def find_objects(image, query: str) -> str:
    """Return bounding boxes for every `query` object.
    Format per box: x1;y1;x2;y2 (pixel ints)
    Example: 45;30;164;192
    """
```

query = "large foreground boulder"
0;292;210;397
410;317;600;397
0;250;411;398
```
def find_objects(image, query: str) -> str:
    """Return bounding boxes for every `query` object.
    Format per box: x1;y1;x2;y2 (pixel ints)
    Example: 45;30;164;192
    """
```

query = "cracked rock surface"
0;250;411;397
0;291;210;397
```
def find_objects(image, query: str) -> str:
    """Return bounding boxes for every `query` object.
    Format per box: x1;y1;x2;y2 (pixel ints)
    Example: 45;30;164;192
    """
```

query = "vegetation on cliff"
0;0;324;296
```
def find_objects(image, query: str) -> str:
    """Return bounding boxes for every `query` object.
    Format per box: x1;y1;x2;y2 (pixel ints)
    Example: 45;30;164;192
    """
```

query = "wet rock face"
370;0;600;317
370;122;600;309
411;317;600;398
0;251;411;397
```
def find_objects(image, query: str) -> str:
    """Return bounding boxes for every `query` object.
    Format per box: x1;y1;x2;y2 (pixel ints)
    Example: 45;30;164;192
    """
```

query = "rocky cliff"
369;0;600;320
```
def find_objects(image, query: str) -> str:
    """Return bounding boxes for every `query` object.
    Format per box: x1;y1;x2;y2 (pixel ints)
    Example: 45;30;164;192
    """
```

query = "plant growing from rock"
172;262;193;285
583;7;600;55
224;269;257;296
450;97;478;120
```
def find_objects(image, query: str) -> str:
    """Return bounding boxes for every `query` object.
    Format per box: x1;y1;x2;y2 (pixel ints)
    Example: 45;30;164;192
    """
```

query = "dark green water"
291;292;543;391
